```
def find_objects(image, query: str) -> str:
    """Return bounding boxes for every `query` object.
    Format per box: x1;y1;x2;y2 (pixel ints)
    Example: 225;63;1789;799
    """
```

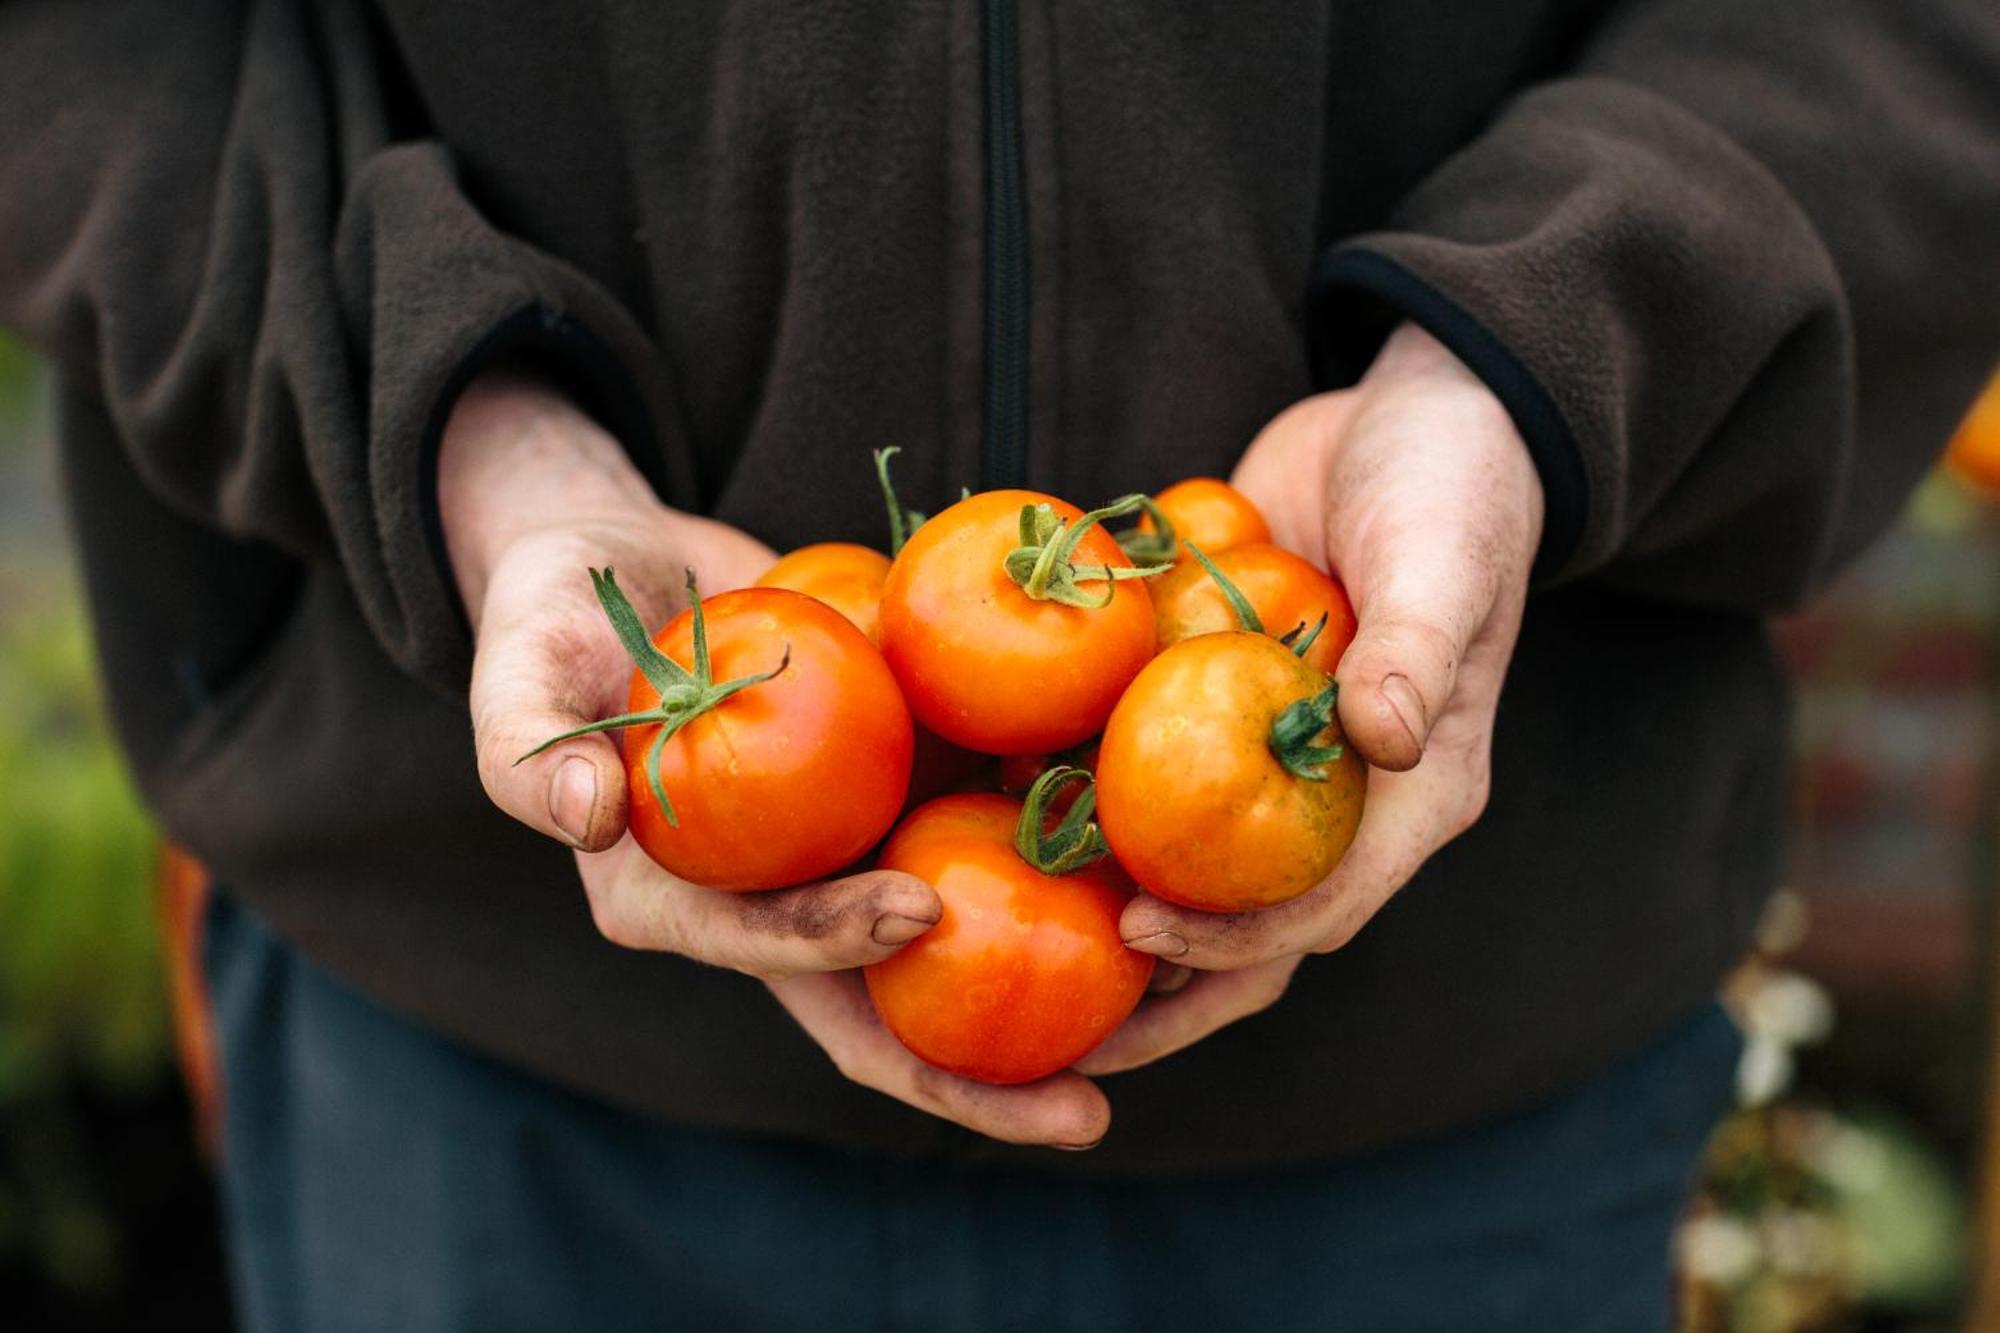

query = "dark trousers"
205;891;1739;1333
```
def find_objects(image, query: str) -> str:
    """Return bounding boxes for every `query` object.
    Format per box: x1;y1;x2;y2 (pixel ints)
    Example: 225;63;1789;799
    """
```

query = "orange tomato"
1151;542;1357;674
864;793;1154;1084
1135;477;1271;564
758;535;986;808
622;587;913;890
1945;370;2000;498
879;490;1157;754
756;542;893;644
1096;632;1364;912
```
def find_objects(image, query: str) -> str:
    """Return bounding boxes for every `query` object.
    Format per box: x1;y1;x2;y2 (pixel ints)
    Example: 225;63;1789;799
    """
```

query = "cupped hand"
1079;322;1545;1076
443;373;1106;1147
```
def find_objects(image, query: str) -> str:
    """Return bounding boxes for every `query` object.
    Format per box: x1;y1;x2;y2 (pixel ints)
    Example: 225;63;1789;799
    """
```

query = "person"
4;0;1997;1328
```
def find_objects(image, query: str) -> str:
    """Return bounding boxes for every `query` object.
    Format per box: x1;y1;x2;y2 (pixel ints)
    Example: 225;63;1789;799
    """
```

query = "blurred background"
0;327;1996;1331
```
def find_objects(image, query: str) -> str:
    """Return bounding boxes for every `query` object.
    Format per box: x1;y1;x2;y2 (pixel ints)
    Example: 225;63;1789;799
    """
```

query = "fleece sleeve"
0;0;678;691
1312;0;2000;606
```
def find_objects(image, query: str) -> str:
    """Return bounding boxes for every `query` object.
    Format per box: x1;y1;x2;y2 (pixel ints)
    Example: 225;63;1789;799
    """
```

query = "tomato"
756;542;892;644
879;489;1158;754
864;792;1154;1084
1096;632;1364;912
603;581;913;890
1945;370;2000;499
1151;542;1357;674
1129;477;1270;565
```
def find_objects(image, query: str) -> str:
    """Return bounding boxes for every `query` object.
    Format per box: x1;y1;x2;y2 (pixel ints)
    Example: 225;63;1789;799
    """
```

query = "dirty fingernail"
1147;962;1194;995
872;914;935;946
1381;674;1427;751
1126;931;1189;959
1054;1137;1105;1152
549;757;597;847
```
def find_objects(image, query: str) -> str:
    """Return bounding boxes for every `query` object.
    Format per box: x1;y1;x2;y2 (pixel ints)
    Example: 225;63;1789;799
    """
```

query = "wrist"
1364;322;1545;549
438;372;658;614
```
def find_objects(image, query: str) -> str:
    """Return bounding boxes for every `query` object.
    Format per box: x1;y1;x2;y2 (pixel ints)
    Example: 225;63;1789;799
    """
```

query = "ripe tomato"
1151;542;1357;674
614;583;913;890
1096;632;1364;912
1945;371;2000;498
757;537;986;808
864;792;1154;1084
879;489;1157;754
756;542;893;644
1130;477;1270;565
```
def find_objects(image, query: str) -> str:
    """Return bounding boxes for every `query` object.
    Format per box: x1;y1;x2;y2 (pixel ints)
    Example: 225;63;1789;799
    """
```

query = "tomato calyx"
1004;495;1166;608
872;446;927;556
1112;494;1179;567
1013;765;1112;875
1268;680;1346;782
515;567;791;828
1185;540;1331;660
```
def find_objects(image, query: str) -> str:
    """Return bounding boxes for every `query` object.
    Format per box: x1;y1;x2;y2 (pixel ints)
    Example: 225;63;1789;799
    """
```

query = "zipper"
979;0;1030;490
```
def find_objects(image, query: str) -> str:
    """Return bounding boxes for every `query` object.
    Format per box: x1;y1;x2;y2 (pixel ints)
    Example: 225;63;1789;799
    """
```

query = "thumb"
1333;553;1482;773
468;563;655;853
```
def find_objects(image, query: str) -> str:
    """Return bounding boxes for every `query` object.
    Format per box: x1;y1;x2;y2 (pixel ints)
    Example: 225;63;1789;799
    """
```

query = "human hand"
1079;322;1545;1075
443;373;1107;1146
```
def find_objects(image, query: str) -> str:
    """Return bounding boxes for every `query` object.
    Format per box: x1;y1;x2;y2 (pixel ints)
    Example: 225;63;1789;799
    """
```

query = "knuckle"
587;889;641;950
1247;970;1293;1012
1309;922;1357;955
1445;753;1493;839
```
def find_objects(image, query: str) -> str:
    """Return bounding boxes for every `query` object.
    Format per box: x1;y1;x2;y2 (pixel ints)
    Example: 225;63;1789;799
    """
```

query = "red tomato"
1133;477;1271;564
1096;632;1364;912
1151;542;1357;674
864;793;1154;1084
879;490;1157;754
756;542;893;644
619;586;913;890
759;540;987;807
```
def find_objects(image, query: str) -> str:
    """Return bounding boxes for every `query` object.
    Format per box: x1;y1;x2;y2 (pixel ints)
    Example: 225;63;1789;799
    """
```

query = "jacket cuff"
1308;248;1589;579
340;142;692;696
1304;76;1848;602
414;304;671;675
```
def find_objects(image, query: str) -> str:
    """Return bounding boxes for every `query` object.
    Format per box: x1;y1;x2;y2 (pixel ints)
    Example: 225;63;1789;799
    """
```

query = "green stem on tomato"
1183;540;1265;635
1003;494;1169;608
1268;681;1345;782
1113;494;1179;568
873;447;927;557
1013;765;1112;875
514;567;790;827
1281;612;1330;660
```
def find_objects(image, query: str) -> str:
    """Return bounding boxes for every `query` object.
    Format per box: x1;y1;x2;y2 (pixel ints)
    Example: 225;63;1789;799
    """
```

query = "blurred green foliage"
0;596;164;1101
0;329;173;1302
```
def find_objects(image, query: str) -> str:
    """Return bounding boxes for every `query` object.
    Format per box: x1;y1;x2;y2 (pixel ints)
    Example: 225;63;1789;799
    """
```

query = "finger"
1074;958;1301;1076
769;971;1112;1149
469;566;643;853
1333;540;1486;772
1227;391;1358;570
584;851;944;977
1146;962;1194;996
664;510;784;593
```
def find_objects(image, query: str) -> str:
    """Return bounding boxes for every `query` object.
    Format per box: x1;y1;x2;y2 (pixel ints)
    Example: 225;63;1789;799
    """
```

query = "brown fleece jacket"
2;0;1997;1174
